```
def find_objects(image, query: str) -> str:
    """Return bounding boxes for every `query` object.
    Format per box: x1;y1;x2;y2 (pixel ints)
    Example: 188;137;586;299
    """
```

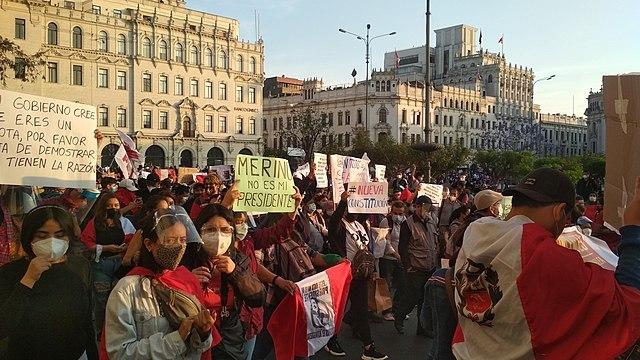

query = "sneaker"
383;313;395;321
362;344;388;360
324;338;346;357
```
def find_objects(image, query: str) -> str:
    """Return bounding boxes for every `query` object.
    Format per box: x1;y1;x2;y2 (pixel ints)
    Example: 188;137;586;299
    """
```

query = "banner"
209;165;234;182
330;155;370;203
0;89;97;188
347;182;389;214
114;145;134;180
234;154;296;213
417;183;444;205
314;153;328;188
177;167;199;183
374;165;386;182
556;226;618;271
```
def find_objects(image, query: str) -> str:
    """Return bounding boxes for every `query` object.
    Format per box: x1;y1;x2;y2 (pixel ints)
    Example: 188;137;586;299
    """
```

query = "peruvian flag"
268;261;352;360
116;129;144;177
498;34;504;44
114;145;135;179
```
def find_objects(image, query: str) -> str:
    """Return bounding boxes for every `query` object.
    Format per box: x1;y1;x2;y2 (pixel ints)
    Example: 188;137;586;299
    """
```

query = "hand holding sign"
289;186;303;220
222;180;241;210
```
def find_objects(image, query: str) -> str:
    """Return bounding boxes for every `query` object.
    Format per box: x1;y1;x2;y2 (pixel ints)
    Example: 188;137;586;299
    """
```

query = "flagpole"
501;33;504;56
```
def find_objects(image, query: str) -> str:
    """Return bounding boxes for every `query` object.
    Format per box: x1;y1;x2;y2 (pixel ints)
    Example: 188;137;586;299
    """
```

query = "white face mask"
235;223;249;241
202;231;233;257
32;237;69;261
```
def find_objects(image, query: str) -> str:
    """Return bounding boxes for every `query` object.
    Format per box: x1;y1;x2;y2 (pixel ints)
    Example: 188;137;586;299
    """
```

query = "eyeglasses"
201;226;234;235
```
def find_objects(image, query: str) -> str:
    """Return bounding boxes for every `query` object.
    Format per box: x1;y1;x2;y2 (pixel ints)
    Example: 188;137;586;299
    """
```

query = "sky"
190;0;639;116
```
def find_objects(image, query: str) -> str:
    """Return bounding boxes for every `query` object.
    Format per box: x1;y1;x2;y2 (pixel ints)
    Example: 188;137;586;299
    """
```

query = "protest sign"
374;165;386;182
178;167;199;183
234;154;296;213
209;165;233;182
0;89;97;188
603;74;639;229
557;226;618;271
294;162;310;179
417;183;444;205
347;182;389;214
330;155;370;203
314;153;328;188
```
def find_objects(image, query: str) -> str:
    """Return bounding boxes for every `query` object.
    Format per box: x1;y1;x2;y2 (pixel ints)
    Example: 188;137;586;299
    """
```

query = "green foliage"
262;146;287;159
474;150;534;182
430;143;471;178
276;107;333;162
580;155;606;178
0;36;45;86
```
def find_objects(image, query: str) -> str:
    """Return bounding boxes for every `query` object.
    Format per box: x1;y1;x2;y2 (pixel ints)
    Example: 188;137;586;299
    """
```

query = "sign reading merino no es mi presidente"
0;89;97;188
234;154;296;213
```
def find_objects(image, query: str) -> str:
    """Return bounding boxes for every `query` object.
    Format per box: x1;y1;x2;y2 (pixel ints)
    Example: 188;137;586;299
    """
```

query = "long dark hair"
93;193;122;232
20;206;76;257
138;209;184;273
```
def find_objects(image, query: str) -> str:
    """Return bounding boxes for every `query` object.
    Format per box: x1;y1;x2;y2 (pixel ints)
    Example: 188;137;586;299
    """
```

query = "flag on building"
479;31;483;46
116;129;144;178
498;34;504;44
395;50;400;69
267;261;352;360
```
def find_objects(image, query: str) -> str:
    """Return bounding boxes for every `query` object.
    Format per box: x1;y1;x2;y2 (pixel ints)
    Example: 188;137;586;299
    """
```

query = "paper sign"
209;165;234;182
234;154;296;213
347;182;389;214
314;153;328;188
178;167;199;183
294;162;310;179
374;165;386;182
417;183;444;205
557;226;618;271
0;89;97;188
330;155;370;203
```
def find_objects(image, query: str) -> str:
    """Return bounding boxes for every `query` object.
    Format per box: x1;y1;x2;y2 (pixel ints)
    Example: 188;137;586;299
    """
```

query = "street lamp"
530;74;556;154
338;25;396;135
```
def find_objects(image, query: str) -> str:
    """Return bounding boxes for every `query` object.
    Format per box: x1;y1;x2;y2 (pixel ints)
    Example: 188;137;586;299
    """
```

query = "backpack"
274;230;316;283
351;248;375;279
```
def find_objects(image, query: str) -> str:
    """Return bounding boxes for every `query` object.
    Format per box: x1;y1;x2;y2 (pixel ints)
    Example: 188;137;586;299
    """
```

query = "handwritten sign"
374;165;386;182
209;165;234;182
330;155;370;203
417;183;444;205
314;153;328;188
0;89;97;188
347;182;389;214
234;154;295;213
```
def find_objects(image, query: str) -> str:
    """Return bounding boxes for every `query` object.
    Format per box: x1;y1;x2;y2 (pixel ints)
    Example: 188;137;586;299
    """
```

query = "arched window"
180;149;193;167
218;50;228;69
379;108;387;123
455;100;459;109
250;57;257;74
100;144;119;167
190;45;199;65
117;34;126;55
182;117;194;137
175;43;184;63
145;145;165;167
207;147;224;166
158;40;167;60
72;27;83;49
205;48;213;67
449;99;453;108
487;74;493;83
239;148;253;155
141;37;151;58
98;31;108;52
466;101;469;110
443;98;447;107
47;22;58;45
476;103;480;112
236;54;243;72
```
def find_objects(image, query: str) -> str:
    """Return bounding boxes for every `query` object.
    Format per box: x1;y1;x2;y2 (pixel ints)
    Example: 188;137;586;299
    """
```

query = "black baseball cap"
414;195;433;206
503;168;576;209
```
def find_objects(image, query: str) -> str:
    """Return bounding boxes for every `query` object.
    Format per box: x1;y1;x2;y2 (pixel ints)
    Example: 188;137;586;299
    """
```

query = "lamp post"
530;74;556;154
424;0;432;181
339;25;396;136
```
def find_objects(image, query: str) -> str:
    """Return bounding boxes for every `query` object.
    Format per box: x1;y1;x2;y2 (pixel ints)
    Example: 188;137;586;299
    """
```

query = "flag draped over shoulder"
268;261;352;360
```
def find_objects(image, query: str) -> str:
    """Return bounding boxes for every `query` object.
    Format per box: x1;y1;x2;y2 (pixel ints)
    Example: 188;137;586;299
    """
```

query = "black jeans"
423;281;456;360
394;268;434;333
378;258;405;314
346;277;373;346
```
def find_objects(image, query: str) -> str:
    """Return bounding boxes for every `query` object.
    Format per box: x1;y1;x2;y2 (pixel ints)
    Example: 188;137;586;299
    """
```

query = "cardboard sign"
347;182;389;214
314;153;328;188
603;74;640;229
330;155;370;203
374;165;386;182
209;165;234;182
234;154;296;213
0;89;97;188
178;167;199;183
417;183;444;205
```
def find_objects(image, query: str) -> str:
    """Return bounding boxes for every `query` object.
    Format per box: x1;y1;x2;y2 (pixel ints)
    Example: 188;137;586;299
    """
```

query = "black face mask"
106;208;120;220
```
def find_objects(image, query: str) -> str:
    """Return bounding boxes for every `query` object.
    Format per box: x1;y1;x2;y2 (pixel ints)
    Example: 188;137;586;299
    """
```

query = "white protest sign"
557;226;618;271
330;155;370;203
294;162;310;179
314;153;328;188
0;89;97;188
209;164;234;182
374;165;386;182
417;183;444;205
347;182;389;214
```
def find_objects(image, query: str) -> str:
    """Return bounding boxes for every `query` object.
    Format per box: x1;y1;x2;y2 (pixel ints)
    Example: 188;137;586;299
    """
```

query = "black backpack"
274;230;316;283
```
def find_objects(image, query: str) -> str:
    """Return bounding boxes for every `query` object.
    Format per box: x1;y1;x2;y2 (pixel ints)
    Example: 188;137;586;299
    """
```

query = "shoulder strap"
444;268;458;321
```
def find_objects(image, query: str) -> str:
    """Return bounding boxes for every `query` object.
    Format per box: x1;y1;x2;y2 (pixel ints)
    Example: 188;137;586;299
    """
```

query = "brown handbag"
150;278;203;330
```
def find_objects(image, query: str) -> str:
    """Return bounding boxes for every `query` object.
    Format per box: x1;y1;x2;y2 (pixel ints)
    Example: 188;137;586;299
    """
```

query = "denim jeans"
422;280;456;360
243;336;256;360
92;255;122;333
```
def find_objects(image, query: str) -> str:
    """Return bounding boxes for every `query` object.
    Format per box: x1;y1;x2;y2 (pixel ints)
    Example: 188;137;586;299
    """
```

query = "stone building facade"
1;0;264;169
585;89;605;154
540;113;588;156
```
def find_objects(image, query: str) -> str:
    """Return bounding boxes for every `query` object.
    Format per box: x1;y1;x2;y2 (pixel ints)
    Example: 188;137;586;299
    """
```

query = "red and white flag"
116;129;144;178
268;261;352;360
114;145;134;179
498;34;504;44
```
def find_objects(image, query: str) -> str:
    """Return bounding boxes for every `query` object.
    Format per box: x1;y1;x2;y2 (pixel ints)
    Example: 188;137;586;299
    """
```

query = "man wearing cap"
453;168;640;359
394;195;439;335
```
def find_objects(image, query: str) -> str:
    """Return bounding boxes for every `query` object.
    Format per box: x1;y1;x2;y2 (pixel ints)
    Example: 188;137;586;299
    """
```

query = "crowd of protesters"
2;149;639;360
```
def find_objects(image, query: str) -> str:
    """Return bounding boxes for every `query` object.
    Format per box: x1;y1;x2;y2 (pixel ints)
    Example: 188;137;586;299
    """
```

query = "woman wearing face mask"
81;193;136;332
0;206;97;359
183;204;266;360
104;209;214;360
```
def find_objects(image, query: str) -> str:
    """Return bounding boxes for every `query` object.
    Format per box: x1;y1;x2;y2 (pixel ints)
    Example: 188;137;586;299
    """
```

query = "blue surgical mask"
392;215;405;225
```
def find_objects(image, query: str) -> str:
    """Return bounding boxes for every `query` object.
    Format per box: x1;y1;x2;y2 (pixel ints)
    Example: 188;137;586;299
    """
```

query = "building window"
205;115;213;132
338;112;343;126
338;134;343;146
236;118;243;134
15;18;26;39
142;73;151;92
345;133;351;147
235;86;243;102
98;31;108;52
46;62;58;83
159;75;167;94
190;46;199;65
113;9;122;18
357;109;362;124
236;55;243;72
116;70;126;90
158;40;167;60
71;65;83;85
190;79;199;97
219;83;227;100
117;34;126;55
219;50;228;69
434;135;439;143
262;118;267;132
64;1;75;9
205;48;213;67
204;81;213;99
47;23;58;45
219;116;227;133
92;5;101;14
117;108;126;127
98;106;109;126
248;87;256;104
142;110;152;128
402;109;407;123
250;57;257;74
249;119;256;135
71;27;83;49
159;111;168;129
175;43;184;63
97;68;108;88
346;111;351;125
175;77;183;95
379;108;387;123
435;114;439;125
142;37;151;57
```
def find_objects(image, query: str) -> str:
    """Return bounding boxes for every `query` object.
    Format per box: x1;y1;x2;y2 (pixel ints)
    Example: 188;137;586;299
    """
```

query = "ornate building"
540;114;588;156
1;0;264;168
585;88;605;154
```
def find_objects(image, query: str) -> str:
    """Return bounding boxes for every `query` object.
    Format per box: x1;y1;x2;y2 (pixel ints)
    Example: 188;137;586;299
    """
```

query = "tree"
276;106;333;162
534;156;583;183
474;150;535;182
262;146;287;159
580;155;605;178
0;36;45;86
430;143;471;178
